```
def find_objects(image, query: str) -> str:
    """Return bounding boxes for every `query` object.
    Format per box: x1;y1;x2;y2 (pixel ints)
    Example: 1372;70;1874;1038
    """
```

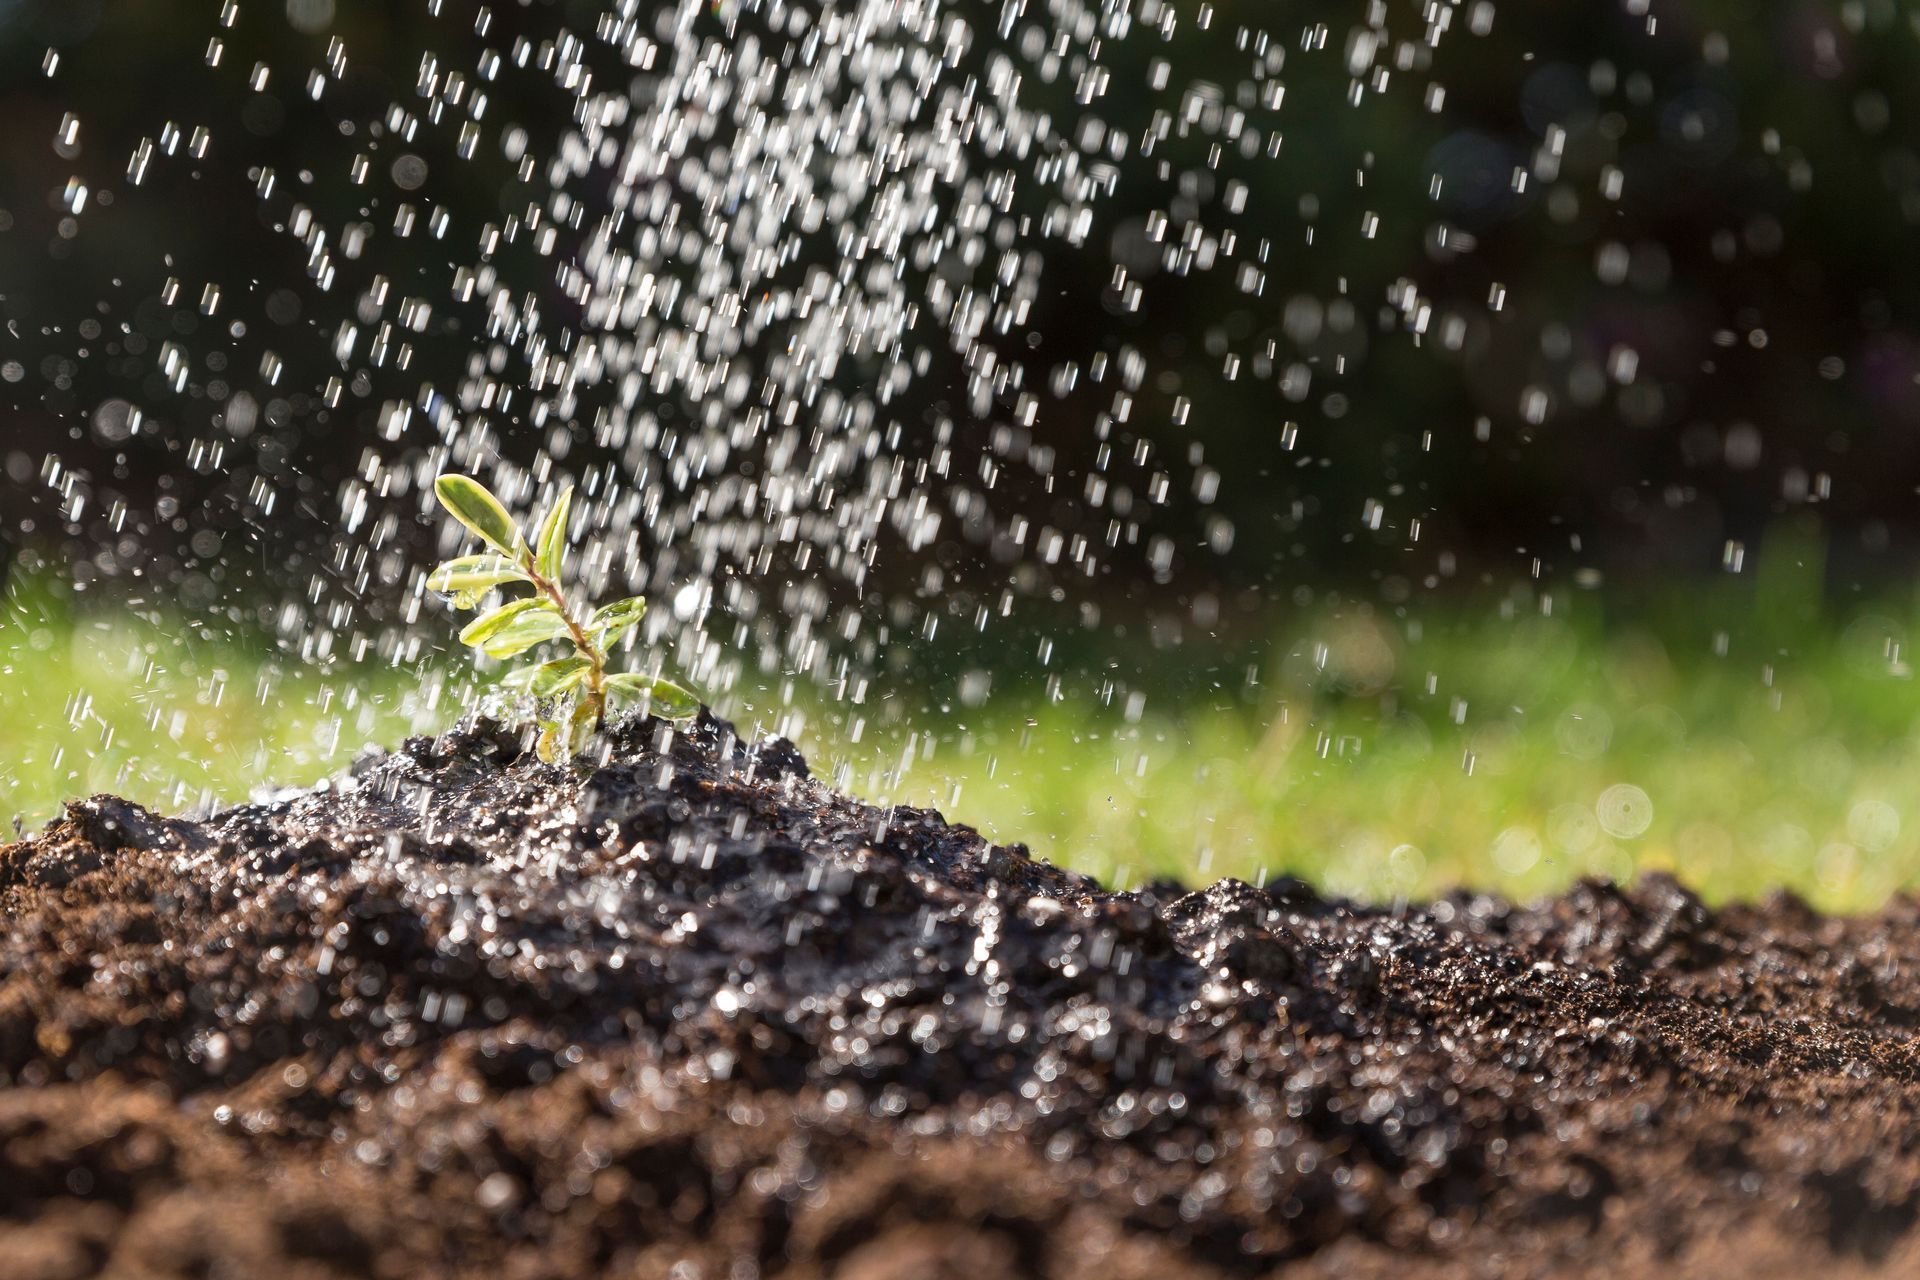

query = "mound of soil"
5;713;1920;1278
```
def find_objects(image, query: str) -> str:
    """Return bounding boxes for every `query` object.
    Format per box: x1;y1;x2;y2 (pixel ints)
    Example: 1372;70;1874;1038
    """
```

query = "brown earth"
4;712;1920;1278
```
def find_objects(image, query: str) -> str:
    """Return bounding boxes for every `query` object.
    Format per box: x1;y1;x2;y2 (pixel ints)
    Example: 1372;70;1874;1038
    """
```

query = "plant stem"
522;553;608;726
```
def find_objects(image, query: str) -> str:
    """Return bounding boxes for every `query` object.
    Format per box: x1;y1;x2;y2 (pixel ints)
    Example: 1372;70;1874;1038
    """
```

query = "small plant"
428;473;698;761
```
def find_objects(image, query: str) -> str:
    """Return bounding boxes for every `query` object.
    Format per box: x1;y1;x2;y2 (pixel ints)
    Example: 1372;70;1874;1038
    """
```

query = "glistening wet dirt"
5;714;1920;1278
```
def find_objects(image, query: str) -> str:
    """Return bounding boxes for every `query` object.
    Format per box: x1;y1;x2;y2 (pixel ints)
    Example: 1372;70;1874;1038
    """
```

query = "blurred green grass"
8;566;1920;912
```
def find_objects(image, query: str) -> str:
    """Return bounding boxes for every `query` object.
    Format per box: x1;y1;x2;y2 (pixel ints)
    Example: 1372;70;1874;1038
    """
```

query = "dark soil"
6;713;1920;1278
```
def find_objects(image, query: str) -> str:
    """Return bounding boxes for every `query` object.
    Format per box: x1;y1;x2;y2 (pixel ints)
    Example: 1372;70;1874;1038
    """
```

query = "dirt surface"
5;713;1920;1278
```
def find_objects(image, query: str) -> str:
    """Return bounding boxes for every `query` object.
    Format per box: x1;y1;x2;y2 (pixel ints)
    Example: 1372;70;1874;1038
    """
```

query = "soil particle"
5;712;1920;1277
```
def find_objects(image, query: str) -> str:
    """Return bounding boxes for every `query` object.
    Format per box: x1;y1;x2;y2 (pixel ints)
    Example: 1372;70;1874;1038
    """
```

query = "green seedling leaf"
567;700;600;754
457;598;552;648
589;596;647;649
428;554;527;600
477;608;573;659
498;655;589;693
606;672;699;718
535;719;563;764
435;475;524;556
533;485;573;582
529;656;593;698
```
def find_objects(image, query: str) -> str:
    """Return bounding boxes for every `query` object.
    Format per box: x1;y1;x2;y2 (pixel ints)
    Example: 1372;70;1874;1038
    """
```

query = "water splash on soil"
7;717;1920;1274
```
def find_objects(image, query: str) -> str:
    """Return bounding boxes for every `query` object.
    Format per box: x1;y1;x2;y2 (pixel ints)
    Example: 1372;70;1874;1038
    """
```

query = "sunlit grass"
9;569;1920;912
850;625;1920;912
0;586;455;826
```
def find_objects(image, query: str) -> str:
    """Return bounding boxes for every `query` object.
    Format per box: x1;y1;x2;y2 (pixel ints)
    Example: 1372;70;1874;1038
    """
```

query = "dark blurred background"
3;0;1919;623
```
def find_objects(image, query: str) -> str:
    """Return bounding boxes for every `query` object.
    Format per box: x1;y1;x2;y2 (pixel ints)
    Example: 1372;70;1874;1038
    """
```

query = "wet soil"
5;713;1920;1278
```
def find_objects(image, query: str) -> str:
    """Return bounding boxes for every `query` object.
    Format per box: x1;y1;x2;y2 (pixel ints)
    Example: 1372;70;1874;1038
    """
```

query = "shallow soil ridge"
5;713;1920;1278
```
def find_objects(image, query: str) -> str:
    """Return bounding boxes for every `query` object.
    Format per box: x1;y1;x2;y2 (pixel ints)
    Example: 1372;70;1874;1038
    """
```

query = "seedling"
428;473;698;761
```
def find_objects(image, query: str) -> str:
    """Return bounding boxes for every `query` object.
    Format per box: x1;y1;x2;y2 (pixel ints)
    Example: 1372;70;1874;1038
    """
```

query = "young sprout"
428;473;698;761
